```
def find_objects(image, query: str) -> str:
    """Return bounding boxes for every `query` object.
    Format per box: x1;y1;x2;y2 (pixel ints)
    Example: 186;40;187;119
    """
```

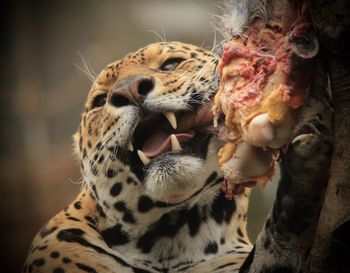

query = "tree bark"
305;1;350;272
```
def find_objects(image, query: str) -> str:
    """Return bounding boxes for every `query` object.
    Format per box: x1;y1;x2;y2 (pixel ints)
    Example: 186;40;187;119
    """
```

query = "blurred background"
0;1;277;272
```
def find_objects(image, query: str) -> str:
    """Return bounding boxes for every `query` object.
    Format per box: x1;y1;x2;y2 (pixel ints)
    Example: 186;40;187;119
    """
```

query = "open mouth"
129;104;215;165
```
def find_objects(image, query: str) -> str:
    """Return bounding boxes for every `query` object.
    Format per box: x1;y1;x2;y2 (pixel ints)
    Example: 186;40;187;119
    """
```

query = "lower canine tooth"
164;111;177;129
137;150;151;165
171;134;182;151
127;141;134;152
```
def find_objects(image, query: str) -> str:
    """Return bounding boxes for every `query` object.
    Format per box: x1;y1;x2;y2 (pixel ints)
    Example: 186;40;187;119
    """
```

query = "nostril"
110;93;130;107
138;78;154;96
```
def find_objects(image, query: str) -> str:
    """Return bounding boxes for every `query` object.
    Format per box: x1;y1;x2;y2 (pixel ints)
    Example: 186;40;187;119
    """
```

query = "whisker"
74;51;97;83
160;26;167;43
147;27;167;43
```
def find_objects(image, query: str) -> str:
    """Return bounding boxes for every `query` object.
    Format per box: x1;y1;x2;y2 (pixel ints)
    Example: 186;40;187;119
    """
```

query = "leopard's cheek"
80;112;104;148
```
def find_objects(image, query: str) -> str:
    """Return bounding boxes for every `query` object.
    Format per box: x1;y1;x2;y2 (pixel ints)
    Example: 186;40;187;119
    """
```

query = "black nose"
109;76;154;107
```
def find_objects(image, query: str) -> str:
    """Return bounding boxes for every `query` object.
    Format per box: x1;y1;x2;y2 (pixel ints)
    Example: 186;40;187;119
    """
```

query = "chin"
143;153;204;203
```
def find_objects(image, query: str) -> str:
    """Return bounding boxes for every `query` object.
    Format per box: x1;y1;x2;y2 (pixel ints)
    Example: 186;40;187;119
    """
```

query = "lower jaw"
89;134;215;187
138;132;213;168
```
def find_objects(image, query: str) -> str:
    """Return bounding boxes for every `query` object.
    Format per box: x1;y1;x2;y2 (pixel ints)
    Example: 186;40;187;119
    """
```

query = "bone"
244;113;274;147
220;142;275;183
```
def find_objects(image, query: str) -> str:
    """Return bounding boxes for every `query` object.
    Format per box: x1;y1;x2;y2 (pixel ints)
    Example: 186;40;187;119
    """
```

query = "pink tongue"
142;130;195;157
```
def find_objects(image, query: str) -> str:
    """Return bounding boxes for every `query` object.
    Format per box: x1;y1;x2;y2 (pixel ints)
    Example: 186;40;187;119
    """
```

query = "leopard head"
74;42;221;207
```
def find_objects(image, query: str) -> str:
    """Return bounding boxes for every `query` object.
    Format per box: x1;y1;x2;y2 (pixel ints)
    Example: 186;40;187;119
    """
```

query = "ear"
72;132;81;158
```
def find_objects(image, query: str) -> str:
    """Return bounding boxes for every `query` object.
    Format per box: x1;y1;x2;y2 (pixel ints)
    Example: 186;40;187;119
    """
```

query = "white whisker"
146;27;167;43
74;51;97;82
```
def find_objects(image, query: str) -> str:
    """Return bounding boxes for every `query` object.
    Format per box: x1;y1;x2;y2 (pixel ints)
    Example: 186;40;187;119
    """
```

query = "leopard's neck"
79;179;252;269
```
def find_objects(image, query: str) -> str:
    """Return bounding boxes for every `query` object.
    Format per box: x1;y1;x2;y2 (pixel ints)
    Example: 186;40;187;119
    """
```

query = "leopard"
23;40;334;273
23;42;252;273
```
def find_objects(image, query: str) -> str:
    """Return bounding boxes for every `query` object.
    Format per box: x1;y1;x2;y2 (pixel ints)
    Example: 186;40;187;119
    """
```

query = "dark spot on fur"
96;204;106;218
210;191;236;224
91;184;99;199
239;245;255;273
114;201;136;224
32;258;45;266
101;224;130;247
138;195;155;213
237;227;244;237
188;206;201;237
127;177;136;184
75;263;98;273
98;155;105;164
238;238;248;244
57;228;85;241
204;241;218;255
106;168;117;178
85;216;97;225
62;257;71;264
67;216;80;222
205;172;218;186
50;251;60;258
110;182;123;196
96;142;102;150
38;245;47;251
123;212;137;224
53;268;65;273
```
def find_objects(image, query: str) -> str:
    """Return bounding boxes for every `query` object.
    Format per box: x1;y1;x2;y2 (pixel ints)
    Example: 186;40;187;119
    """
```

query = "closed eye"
159;57;186;71
91;94;107;109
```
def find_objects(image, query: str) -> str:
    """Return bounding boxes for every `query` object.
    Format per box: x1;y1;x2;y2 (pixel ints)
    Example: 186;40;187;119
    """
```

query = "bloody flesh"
213;0;318;197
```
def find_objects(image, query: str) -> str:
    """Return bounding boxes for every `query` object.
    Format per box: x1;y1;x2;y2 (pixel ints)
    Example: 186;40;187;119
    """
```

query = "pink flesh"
142;130;196;157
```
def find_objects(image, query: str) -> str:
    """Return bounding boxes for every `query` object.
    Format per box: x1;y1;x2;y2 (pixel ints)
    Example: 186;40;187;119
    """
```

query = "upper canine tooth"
127;140;134;152
170;134;182;151
164;111;177;129
137;150;151;165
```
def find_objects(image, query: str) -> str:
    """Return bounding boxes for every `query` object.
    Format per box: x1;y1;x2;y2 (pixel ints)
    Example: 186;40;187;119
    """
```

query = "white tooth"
127;140;134;152
171;134;182;151
137;150;151;165
164;111;177;129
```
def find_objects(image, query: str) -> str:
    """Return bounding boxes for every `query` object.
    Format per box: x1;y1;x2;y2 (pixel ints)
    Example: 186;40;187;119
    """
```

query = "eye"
160;57;186;71
92;94;107;109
